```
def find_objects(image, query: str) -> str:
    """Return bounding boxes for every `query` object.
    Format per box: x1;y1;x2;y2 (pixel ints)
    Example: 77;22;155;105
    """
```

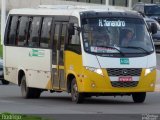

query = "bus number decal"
120;58;129;65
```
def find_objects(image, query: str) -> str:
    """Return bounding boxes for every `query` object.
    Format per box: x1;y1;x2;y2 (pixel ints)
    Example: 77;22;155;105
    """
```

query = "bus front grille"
106;68;142;76
111;81;138;88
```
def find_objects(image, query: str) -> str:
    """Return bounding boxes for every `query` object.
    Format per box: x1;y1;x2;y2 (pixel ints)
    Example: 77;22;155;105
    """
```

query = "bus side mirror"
68;23;75;35
150;22;157;34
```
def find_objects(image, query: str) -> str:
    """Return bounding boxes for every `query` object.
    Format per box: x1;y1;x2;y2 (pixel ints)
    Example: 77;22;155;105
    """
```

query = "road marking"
155;69;160;92
157;65;160;70
0;100;15;103
155;85;160;92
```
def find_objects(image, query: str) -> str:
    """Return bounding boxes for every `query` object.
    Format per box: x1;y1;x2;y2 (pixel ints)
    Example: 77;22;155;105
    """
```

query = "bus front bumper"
77;69;156;93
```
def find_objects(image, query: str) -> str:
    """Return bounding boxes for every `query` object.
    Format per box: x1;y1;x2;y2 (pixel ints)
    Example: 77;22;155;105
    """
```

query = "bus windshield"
81;17;154;55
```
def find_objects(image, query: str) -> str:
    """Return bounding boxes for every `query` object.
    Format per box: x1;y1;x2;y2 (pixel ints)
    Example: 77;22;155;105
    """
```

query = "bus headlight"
85;67;103;76
145;67;156;76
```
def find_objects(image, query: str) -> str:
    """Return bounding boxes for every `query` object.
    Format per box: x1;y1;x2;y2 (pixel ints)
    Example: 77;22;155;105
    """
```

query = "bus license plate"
119;77;132;82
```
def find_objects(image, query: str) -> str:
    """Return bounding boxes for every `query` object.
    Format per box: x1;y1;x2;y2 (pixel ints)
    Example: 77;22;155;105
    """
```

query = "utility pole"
128;0;132;9
1;0;6;44
106;0;109;6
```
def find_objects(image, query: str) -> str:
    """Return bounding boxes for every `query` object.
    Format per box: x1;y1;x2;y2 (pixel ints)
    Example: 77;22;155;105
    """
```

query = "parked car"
145;17;160;46
133;3;160;24
0;59;9;85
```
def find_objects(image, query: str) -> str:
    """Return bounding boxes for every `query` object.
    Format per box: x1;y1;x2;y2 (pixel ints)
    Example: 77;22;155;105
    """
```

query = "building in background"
1;0;160;11
66;0;160;7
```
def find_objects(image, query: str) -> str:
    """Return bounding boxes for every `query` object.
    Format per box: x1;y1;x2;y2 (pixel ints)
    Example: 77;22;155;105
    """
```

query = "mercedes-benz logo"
122;69;128;75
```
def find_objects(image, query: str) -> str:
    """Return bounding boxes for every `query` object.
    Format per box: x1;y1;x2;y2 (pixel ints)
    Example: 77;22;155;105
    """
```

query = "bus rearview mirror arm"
68;23;81;35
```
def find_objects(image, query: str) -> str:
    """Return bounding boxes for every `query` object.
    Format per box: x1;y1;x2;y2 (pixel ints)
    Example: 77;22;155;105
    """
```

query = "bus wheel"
21;76;41;99
132;92;146;103
71;78;84;103
1;79;10;85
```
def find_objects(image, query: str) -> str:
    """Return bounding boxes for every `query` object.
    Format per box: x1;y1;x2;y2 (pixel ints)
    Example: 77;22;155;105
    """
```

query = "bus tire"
1;79;10;85
21;76;41;99
132;92;146;103
71;78;84;104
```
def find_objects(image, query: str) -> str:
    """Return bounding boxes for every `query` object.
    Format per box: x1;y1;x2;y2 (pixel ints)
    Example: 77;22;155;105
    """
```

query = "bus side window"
53;23;60;65
40;17;52;48
59;23;67;65
66;23;81;54
69;24;80;45
7;16;19;45
28;17;42;47
17;16;29;46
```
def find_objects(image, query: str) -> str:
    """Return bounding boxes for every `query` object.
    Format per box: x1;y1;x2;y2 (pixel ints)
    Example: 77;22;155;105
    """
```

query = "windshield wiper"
119;46;150;54
97;46;125;57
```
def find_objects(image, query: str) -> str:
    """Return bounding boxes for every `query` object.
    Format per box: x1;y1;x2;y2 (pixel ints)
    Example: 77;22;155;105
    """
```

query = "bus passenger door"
52;22;67;90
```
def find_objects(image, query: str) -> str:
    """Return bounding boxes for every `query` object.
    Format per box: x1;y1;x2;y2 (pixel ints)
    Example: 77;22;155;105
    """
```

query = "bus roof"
9;5;140;18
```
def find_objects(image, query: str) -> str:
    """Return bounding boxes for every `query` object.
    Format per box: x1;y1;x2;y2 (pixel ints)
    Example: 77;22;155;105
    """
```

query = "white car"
0;59;9;85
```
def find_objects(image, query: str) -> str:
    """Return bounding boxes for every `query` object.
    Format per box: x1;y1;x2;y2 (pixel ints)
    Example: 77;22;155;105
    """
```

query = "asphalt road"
0;85;160;114
0;54;160;120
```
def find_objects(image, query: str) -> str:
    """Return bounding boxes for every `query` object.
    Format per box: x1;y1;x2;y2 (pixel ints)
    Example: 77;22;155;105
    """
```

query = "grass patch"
0;38;2;58
0;113;50;120
0;43;2;58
